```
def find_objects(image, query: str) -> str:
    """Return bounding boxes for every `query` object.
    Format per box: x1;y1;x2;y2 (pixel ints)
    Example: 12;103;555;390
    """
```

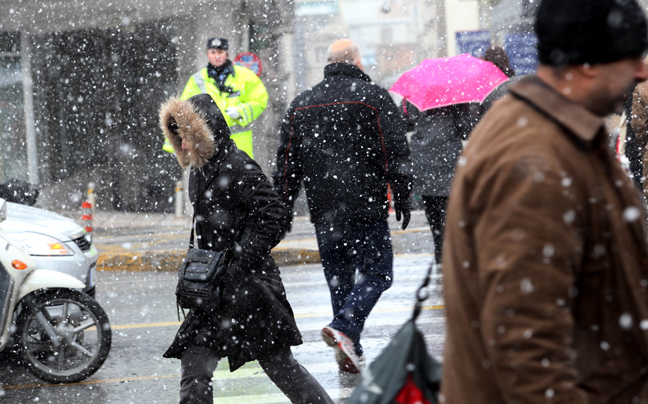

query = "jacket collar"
324;63;372;82
190;141;236;204
207;60;235;79
509;75;605;145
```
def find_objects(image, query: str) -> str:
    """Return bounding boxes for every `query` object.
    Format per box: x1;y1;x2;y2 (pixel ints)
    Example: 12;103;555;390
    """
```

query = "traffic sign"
233;52;263;76
505;33;538;75
456;31;491;57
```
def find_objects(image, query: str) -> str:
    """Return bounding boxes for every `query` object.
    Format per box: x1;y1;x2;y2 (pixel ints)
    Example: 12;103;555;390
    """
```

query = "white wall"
445;0;480;56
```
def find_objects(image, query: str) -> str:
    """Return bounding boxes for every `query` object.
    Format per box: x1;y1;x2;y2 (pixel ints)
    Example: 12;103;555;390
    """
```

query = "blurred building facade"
477;0;648;75
294;0;480;90
0;0;295;212
480;0;539;43
482;0;648;42
11;0;633;212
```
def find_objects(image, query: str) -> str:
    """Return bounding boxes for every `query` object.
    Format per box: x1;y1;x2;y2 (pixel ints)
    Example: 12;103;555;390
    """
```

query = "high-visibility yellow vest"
163;64;268;158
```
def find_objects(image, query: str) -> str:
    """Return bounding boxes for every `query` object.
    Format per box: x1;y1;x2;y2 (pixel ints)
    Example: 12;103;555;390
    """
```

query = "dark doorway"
31;19;181;212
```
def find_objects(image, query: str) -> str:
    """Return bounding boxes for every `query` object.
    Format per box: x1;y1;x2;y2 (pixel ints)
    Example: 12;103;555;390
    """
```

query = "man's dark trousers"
314;219;393;356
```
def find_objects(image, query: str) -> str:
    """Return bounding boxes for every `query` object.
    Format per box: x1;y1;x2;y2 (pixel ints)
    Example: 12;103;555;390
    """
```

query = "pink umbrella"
389;53;509;111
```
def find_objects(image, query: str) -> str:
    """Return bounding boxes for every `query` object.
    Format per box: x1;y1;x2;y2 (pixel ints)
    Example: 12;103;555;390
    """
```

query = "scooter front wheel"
16;288;111;383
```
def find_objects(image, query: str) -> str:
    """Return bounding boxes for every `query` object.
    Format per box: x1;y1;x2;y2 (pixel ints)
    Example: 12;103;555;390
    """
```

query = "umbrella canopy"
389;53;509;111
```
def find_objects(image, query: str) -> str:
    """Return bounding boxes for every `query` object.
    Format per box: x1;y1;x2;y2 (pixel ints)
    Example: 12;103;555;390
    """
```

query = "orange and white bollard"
87;182;96;218
81;200;93;233
175;181;184;218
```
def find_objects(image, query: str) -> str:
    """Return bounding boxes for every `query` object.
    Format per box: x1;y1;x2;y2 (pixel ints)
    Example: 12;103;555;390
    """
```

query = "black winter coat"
274;63;412;225
404;102;476;197
160;94;301;371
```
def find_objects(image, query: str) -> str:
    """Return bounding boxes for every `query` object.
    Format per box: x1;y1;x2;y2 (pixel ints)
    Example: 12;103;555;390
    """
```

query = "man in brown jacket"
441;0;648;403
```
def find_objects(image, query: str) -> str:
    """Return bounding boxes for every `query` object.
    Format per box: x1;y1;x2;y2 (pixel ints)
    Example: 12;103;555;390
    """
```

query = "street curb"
96;248;321;272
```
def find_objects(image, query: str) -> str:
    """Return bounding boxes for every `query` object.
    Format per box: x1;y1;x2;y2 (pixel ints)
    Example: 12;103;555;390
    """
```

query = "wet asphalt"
0;254;444;403
90;210;435;271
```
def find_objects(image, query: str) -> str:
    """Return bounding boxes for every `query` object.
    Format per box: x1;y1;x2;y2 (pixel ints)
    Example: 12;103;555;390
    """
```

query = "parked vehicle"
0;198;111;383
0;179;40;207
0;202;98;297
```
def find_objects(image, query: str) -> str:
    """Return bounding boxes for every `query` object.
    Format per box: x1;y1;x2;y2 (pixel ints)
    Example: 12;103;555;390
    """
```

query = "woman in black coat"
404;101;476;266
160;94;333;404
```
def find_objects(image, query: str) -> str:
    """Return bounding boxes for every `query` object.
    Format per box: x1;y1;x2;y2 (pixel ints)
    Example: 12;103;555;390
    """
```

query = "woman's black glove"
229;243;261;273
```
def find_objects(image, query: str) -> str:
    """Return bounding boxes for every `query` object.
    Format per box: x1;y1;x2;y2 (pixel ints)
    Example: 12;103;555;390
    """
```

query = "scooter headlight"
9;232;73;256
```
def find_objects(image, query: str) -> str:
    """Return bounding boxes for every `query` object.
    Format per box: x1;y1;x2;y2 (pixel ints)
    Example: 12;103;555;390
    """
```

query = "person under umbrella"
393;54;505;266
478;46;519;116
403;101;477;268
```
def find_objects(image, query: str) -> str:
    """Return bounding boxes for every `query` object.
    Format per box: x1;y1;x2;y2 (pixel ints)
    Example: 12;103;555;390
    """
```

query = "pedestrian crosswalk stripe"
214;360;341;380
207;389;346;404
110;305;444;330
4;374;347;403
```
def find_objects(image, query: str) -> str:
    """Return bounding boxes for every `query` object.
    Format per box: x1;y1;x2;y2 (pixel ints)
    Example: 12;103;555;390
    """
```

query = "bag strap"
189;218;196;249
176;303;186;321
412;262;440;321
179;166;225;319
177;212;198;321
188;164;222;250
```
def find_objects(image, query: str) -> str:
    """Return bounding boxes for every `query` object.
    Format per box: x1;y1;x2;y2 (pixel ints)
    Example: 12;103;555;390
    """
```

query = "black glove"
395;201;411;230
394;191;411;230
229;243;261;273
278;219;292;241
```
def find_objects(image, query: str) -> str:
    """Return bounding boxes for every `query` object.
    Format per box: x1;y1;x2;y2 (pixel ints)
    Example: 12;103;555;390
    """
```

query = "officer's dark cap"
207;38;229;51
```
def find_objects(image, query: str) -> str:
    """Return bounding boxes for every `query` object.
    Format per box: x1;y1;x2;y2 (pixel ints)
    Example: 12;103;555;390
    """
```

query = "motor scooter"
0;198;111;383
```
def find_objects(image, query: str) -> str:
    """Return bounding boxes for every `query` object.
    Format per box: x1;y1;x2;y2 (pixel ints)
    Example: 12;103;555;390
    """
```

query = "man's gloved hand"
225;107;241;120
394;187;411;230
278;218;292;241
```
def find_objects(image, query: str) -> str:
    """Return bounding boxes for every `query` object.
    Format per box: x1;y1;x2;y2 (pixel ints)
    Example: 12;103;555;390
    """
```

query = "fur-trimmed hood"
159;94;230;169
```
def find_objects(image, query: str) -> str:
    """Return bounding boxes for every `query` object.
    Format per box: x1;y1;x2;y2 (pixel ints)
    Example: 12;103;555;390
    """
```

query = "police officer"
164;37;268;158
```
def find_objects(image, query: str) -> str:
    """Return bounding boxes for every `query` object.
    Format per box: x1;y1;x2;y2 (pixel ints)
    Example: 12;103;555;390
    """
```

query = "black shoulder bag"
175;218;228;314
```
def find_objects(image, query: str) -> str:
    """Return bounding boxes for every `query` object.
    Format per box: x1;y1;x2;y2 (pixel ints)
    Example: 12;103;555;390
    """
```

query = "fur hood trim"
159;98;215;169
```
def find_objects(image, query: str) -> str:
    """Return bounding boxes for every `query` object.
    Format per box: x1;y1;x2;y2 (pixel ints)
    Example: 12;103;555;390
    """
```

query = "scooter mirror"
0;198;6;222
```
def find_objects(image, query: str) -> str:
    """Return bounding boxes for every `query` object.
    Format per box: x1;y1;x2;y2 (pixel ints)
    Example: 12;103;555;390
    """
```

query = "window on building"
249;22;270;52
0;31;27;182
521;0;539;18
0;31;20;53
381;27;393;45
316;47;328;63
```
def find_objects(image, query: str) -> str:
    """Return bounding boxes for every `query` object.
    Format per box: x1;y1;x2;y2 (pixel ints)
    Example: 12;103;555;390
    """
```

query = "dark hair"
481;46;515;78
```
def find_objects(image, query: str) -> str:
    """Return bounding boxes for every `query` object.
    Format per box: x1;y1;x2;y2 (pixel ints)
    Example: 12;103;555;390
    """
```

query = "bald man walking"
274;39;412;373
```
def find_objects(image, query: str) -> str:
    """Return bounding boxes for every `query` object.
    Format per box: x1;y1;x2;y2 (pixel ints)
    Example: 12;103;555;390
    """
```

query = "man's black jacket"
273;62;412;225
